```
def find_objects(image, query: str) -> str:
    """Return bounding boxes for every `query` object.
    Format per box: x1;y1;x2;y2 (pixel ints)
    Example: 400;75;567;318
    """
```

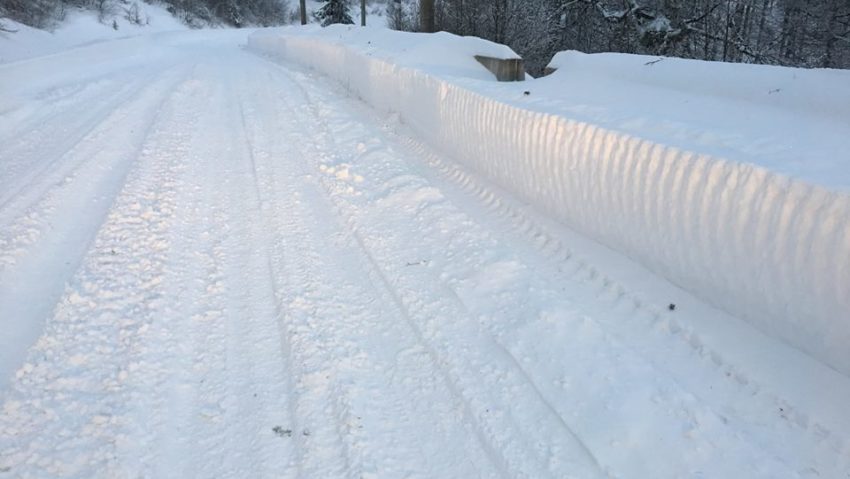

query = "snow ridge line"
248;31;850;377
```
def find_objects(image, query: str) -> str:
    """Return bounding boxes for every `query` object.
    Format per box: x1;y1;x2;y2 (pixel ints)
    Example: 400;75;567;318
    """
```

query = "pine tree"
315;0;353;27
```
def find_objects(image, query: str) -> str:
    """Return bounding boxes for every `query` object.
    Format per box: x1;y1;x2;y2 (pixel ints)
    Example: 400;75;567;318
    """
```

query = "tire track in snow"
236;57;506;478
0;66;162;211
0;63;189;270
241;66;406;479
0;65;164;264
116;57;298;478
193;59;297;478
104;66;234;478
0;68;204;478
238;70;366;479
0;64;151;162
0;64;194;393
261;60;604;479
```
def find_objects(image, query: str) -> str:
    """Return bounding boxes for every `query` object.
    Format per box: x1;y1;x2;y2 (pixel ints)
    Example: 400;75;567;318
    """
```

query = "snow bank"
536;52;850;190
251;25;518;81
248;26;850;376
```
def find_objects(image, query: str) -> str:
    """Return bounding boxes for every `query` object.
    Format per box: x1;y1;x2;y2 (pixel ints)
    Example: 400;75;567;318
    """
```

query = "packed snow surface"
0;23;849;479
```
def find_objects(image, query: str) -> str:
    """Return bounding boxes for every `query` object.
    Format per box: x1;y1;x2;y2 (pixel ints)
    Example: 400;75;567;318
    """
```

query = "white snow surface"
0;5;186;64
250;25;850;378
0;24;848;479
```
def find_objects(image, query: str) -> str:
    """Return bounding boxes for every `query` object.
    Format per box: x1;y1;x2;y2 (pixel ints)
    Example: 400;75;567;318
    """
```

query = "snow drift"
248;26;850;376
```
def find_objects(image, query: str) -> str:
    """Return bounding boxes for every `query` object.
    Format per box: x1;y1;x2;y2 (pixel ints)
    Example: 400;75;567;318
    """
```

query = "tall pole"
300;0;307;25
361;0;366;26
420;0;435;33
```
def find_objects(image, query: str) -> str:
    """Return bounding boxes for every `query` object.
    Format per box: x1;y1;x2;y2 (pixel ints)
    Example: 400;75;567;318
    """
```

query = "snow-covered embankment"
248;26;850;376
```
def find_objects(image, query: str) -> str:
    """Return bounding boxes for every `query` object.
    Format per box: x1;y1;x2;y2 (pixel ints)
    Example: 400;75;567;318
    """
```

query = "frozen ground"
1;26;849;479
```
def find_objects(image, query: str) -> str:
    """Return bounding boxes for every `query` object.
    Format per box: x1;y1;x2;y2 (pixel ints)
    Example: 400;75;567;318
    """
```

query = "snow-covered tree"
315;0;353;26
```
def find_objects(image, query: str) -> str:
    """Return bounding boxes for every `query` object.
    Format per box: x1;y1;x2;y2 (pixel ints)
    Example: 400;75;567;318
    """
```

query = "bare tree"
385;0;850;74
387;0;417;30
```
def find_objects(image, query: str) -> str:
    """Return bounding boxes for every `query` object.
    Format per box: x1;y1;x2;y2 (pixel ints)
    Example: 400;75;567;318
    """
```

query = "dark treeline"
4;0;848;74
388;0;850;74
0;0;290;29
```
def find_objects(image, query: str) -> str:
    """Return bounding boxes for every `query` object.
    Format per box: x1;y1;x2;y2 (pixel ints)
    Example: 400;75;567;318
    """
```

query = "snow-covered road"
1;30;848;478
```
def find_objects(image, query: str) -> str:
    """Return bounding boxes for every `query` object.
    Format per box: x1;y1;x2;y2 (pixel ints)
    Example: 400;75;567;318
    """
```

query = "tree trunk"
420;0;435;33
300;0;307;25
362;0;366;26
822;2;839;68
722;1;731;61
756;0;770;57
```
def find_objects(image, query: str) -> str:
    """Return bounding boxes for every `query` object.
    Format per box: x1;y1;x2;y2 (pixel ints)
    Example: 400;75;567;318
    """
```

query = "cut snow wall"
248;30;850;376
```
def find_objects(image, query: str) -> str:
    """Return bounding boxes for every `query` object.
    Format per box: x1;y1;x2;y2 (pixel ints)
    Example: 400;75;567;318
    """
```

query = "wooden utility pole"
362;0;367;26
420;0;435;33
300;0;307;25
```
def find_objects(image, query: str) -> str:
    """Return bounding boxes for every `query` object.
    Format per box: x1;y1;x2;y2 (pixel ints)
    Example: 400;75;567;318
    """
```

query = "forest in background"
389;0;850;74
0;0;291;29
2;0;848;75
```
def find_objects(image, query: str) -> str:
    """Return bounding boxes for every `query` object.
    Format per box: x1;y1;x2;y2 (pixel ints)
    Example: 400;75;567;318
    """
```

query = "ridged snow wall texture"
248;29;850;376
